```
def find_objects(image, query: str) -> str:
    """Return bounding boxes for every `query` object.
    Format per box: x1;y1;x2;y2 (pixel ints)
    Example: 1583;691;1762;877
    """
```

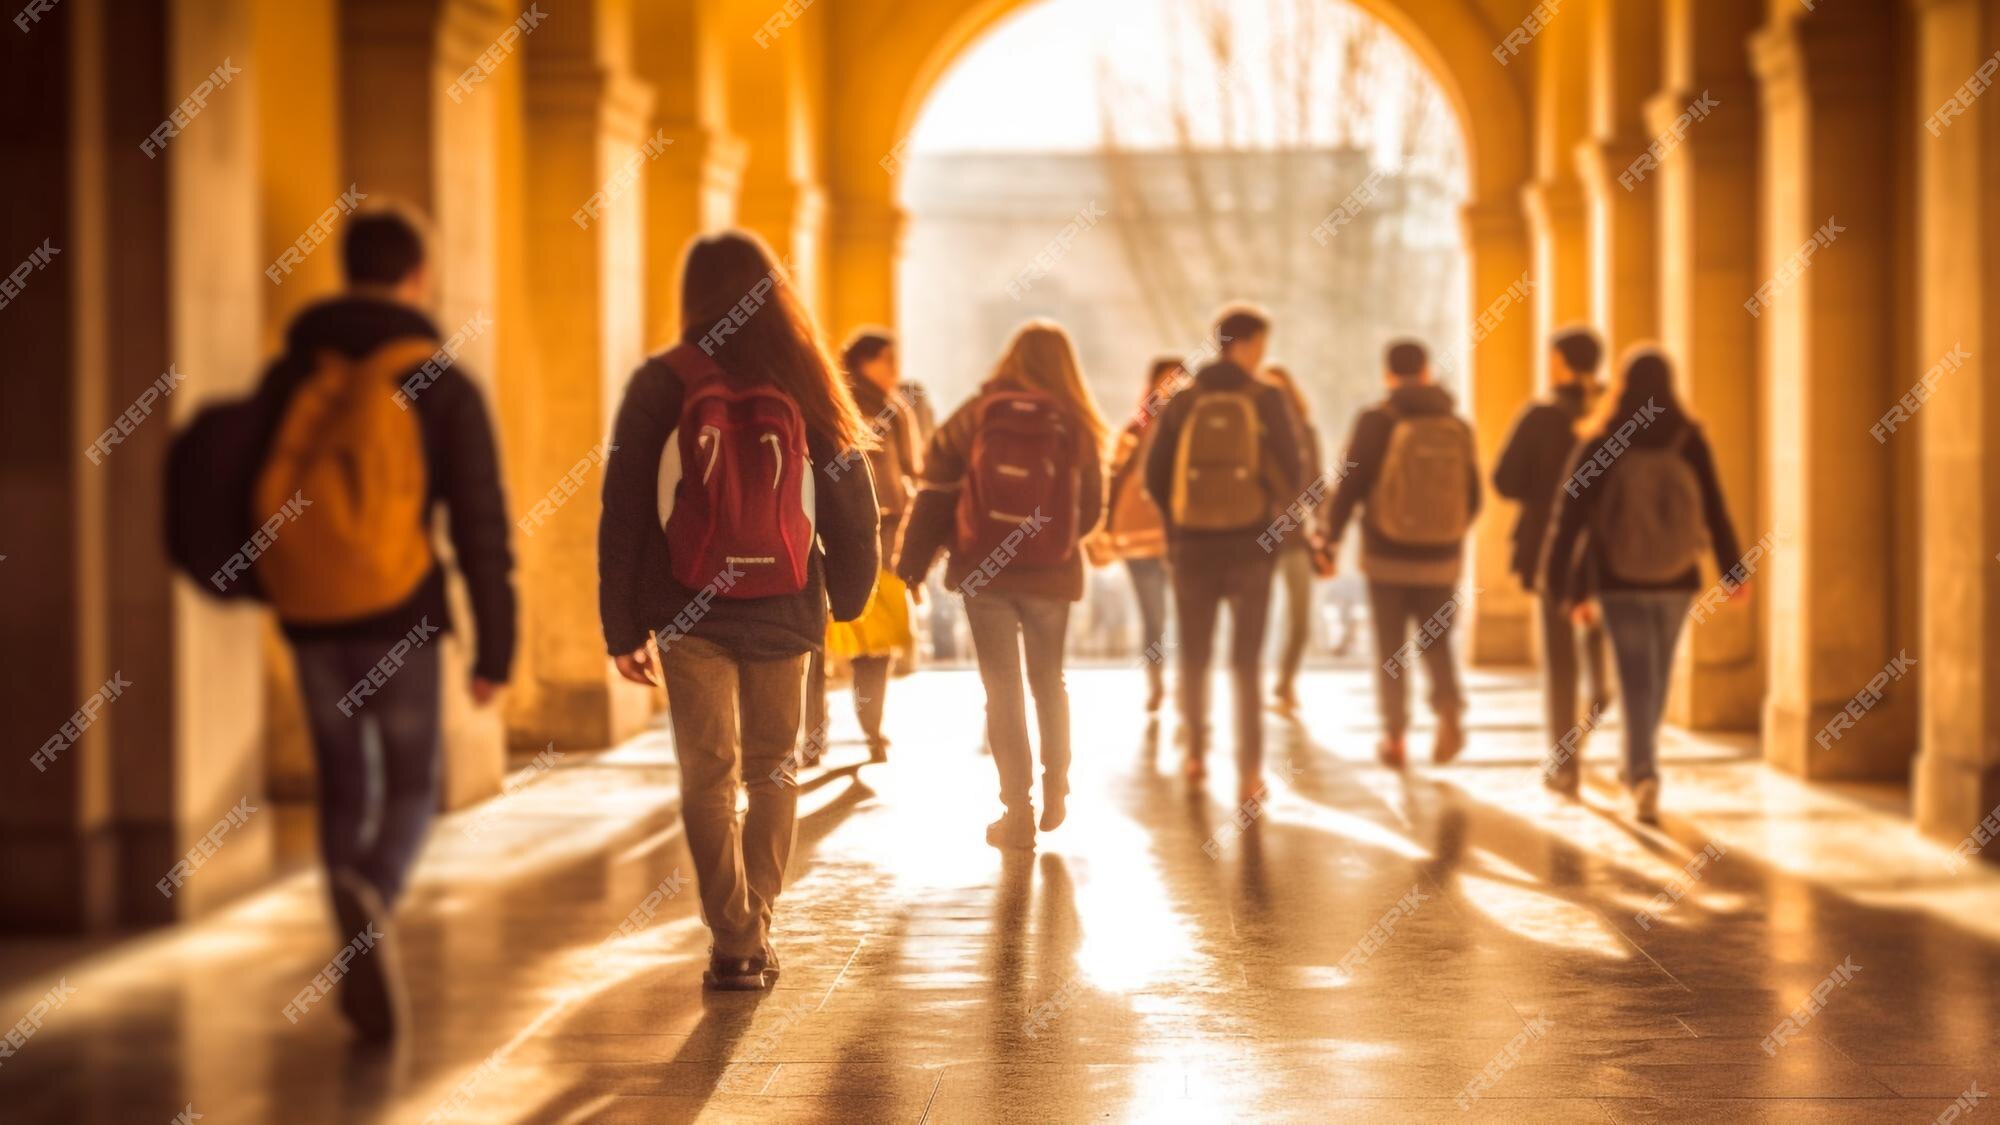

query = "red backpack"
956;390;1078;568
657;345;815;599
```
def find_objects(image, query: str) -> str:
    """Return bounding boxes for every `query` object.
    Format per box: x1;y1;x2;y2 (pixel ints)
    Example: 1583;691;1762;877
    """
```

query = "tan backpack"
1171;390;1266;531
253;338;441;623
1368;409;1474;546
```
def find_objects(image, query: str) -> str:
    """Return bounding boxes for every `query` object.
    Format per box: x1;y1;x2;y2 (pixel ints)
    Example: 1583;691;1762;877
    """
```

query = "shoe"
1237;777;1269;808
1544;761;1580;797
1432;718;1466;765
1183;754;1208;783
329;869;405;1043
1270;686;1299;715
1377;736;1407;771
867;735;890;764
986;810;1037;851
1633;778;1660;825
1145;670;1165;714
1039;791;1067;832
703;949;771;991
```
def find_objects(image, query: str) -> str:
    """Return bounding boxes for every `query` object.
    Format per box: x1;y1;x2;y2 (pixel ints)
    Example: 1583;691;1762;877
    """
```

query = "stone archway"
822;0;1538;661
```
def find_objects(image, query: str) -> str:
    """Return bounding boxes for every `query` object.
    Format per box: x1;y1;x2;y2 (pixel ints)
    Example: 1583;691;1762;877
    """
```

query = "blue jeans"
291;638;442;908
964;592;1073;813
1598;591;1694;785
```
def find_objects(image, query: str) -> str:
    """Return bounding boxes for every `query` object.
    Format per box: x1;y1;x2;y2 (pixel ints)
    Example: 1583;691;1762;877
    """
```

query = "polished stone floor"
3;665;1997;1124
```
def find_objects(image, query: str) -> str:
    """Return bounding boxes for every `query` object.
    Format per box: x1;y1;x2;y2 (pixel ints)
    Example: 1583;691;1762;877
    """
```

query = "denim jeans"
963;592;1073;814
1598;591;1694;785
658;633;808;959
291;637;442;909
1171;550;1276;772
1273;547;1314;694
1365;582;1465;738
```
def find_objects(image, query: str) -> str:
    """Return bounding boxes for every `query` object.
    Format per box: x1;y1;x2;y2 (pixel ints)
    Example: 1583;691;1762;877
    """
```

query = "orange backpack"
253;338;441;623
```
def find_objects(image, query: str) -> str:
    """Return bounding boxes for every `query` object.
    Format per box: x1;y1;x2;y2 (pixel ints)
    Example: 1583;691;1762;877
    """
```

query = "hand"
1570;601;1599;628
470;677;502;707
614;647;657;687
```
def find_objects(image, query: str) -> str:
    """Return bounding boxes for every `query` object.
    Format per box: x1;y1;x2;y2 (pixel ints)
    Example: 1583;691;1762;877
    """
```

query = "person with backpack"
895;321;1106;851
1493;327;1614;794
199;206;515;1042
1323;339;1481;770
801;329;919;766
599;232;880;991
1090;358;1184;713
1541;348;1744;825
1142;307;1305;802
1260;363;1328;715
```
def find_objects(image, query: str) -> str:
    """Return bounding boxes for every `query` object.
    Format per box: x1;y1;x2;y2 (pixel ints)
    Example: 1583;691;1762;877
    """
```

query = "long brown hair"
1579;345;1692;439
989;320;1109;451
680;231;872;451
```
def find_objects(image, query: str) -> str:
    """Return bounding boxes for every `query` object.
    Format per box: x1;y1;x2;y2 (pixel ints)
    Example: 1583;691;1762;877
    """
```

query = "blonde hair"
991;320;1109;451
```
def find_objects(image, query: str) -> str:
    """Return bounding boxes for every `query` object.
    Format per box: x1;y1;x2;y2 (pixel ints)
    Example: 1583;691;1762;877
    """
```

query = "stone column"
1911;0;2000;851
1;0;270;929
826;193;906;334
1525;7;1594;394
1654;0;1765;732
511;30;660;752
1574;0;1662;363
340;0;512;807
1465;200;1538;666
1752;4;1909;780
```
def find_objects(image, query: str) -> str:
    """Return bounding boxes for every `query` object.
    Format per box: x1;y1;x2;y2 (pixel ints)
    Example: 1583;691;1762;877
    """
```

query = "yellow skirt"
825;569;913;659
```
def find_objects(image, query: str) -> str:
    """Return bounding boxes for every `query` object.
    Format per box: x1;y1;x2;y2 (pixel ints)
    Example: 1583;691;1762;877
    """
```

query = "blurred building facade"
3;0;1996;930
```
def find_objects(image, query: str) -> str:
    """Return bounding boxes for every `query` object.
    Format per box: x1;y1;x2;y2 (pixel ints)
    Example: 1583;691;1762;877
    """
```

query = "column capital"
1459;196;1530;246
1645;82;1758;149
1752;10;1895;106
525;60;656;145
1521;177;1589;230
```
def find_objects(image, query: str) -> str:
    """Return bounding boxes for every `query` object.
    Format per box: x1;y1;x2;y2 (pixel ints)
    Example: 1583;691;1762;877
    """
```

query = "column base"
0;829;119;932
1763;696;1914;781
508;674;657;755
1915;751;2000;862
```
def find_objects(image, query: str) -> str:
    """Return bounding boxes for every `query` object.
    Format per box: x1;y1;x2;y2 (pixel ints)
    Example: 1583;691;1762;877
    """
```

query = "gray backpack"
1597;429;1707;582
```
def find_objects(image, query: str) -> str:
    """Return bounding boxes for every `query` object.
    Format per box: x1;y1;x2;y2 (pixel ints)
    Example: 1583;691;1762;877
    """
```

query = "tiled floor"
2;665;1996;1123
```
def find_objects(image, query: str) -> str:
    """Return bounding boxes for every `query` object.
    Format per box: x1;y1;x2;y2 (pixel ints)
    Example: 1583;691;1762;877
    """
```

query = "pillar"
1465;201;1538;666
1524;7;1593;395
1752;3;1909;780
339;0;512;806
1654;0;1764;732
511;2;659;750
1911;0;2000;850
2;0;271;929
721;1;829;322
1574;0;1663;362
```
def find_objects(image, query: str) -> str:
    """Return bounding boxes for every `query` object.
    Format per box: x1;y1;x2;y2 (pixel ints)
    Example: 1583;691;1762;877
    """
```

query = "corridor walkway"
2;667;1996;1124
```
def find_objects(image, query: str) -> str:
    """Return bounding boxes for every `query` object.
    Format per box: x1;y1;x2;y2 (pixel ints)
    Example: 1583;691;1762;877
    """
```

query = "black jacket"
1325;382;1482;581
598;350;880;661
258;295;516;683
1541;412;1742;603
1491;383;1592;589
1142;360;1305;569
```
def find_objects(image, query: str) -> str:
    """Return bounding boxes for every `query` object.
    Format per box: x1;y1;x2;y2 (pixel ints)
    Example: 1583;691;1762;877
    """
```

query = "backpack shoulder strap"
661;342;725;390
364;337;446;386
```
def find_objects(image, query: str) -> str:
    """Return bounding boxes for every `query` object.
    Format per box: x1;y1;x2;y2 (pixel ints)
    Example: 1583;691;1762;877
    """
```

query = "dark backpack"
166;397;272;601
1597;429;1707;583
956;390;1078;568
1170;389;1265;530
656;345;815;599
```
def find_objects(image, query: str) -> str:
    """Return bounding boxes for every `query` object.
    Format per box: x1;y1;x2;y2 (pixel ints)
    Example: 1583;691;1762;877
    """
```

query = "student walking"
1542;349;1744;825
1143;307;1305;801
1324;340;1481;770
1494;327;1614;794
896;321;1105;851
1260;363;1327;714
803;329;920;765
599;232;880;991
170;206;517;1041
1092;358;1184;713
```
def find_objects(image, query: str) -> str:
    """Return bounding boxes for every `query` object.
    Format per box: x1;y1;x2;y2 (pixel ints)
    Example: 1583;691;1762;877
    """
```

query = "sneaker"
1237;778;1269;809
1376;735;1407;771
1182;754;1208;783
1432;718;1466;765
1544;761;1580;797
1145;670;1166;714
1270;686;1299;715
329;869;405;1043
703;950;771;991
985;810;1037;851
1039;791;1067;832
1633;778;1661;825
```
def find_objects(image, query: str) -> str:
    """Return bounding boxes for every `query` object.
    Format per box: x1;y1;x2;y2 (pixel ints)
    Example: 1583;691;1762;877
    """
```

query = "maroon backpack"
657;345;814;599
955;390;1078;569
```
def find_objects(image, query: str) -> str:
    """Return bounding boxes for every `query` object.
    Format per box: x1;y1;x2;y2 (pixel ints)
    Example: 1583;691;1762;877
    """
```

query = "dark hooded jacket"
1324;381;1483;587
255;295;516;682
1491;381;1594;589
